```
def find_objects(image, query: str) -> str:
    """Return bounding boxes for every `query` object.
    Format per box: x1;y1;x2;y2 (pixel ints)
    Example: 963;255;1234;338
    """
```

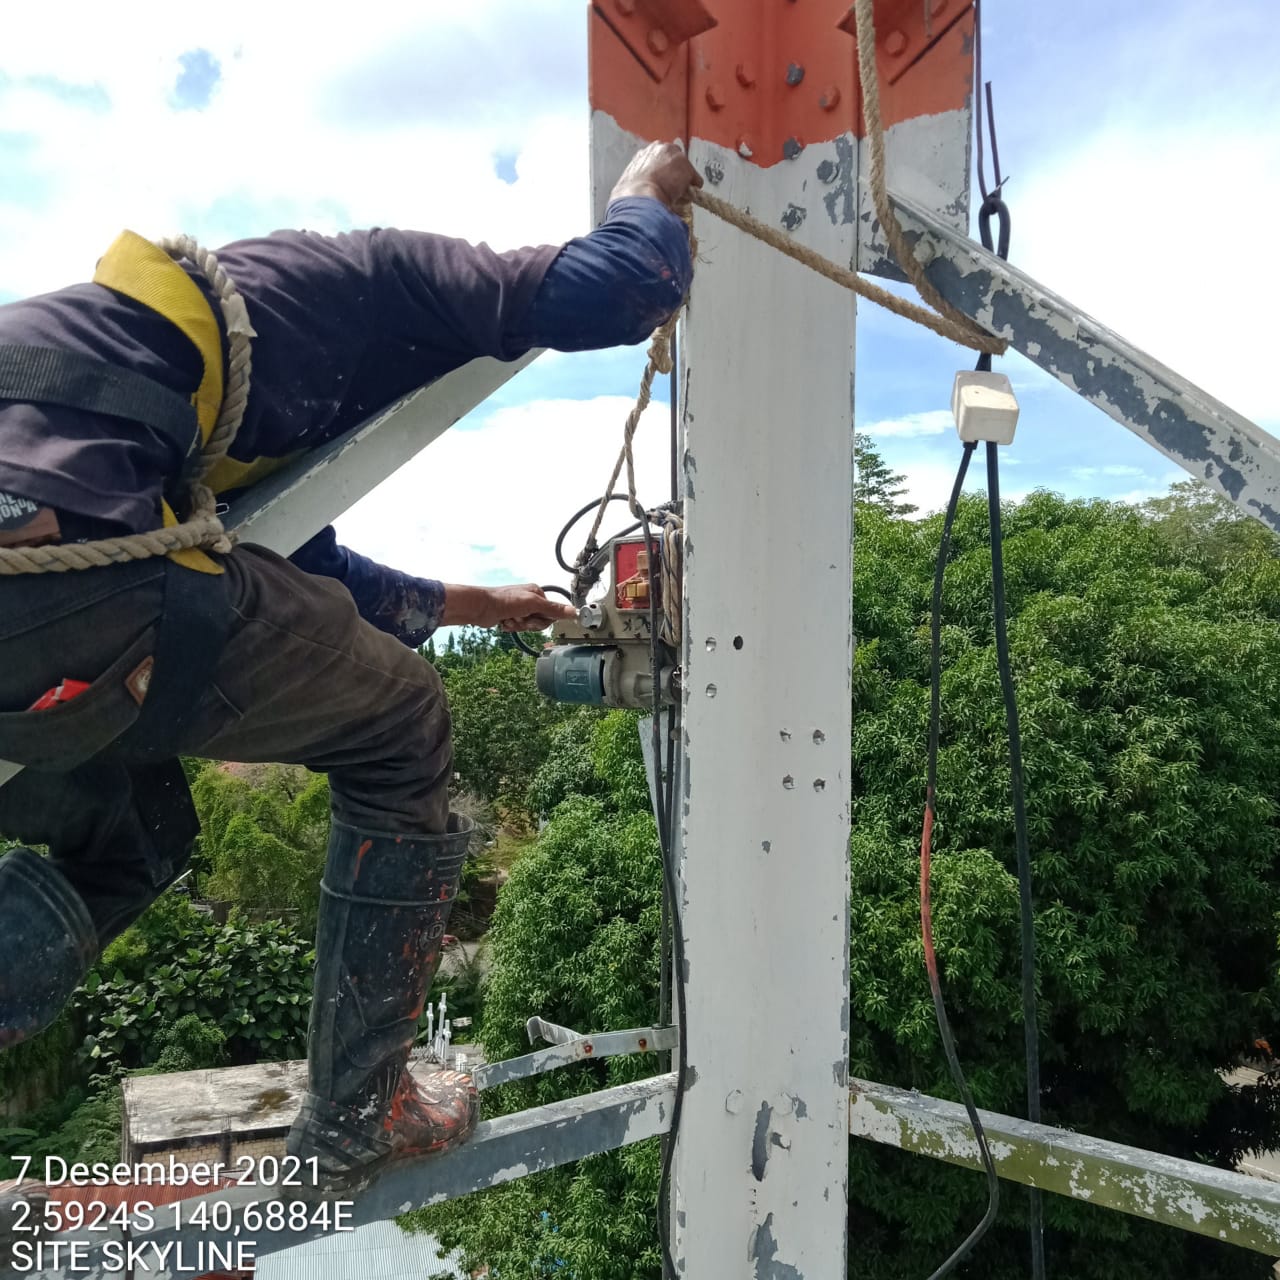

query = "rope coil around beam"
0;237;254;575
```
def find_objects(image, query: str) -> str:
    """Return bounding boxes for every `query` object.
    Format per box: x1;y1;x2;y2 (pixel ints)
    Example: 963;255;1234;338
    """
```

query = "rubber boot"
0;849;97;1052
286;815;479;1191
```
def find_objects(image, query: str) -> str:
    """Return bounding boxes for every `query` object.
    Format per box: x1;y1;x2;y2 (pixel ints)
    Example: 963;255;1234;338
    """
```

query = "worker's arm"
355;141;700;360
290;527;572;648
278;144;700;641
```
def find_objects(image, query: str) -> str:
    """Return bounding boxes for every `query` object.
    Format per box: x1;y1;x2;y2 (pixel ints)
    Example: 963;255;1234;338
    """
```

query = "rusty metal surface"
893;193;1280;531
474;1025;679;1090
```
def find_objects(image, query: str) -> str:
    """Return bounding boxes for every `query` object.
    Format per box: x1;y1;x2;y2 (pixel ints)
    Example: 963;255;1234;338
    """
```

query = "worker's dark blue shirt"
0;196;690;646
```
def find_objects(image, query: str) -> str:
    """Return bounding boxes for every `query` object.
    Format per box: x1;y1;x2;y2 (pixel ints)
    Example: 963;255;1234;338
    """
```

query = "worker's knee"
327;658;454;834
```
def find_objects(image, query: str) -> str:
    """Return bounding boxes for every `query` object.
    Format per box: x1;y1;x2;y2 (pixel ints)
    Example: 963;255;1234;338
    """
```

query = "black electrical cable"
987;441;1044;1279
640;515;687;1280
921;441;1001;1280
554;494;643;578
972;34;1045;1271
659;343;680;1030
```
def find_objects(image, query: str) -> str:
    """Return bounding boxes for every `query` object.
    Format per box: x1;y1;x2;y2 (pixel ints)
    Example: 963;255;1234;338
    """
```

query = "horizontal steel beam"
30;1074;674;1278
891;194;1280;534
850;1078;1280;1256
227;350;542;555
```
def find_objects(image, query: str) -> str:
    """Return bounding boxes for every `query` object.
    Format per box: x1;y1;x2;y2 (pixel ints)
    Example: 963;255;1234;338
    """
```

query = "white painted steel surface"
227;351;541;554
676;134;854;1277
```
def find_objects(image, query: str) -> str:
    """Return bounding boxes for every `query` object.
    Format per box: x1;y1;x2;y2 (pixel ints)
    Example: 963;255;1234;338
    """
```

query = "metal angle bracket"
591;0;717;83
526;1014;585;1046
477;1023;680;1091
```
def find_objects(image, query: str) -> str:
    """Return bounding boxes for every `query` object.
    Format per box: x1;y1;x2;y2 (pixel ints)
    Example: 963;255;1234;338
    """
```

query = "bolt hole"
733;635;744;650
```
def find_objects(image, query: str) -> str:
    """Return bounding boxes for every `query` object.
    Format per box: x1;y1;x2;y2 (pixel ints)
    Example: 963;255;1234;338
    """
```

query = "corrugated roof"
255;1219;466;1280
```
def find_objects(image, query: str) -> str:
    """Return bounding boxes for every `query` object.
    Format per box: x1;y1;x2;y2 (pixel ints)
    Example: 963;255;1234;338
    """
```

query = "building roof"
255;1219;466;1280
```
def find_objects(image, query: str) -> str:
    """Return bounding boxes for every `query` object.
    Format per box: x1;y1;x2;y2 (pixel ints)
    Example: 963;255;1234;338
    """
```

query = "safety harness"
0;232;258;773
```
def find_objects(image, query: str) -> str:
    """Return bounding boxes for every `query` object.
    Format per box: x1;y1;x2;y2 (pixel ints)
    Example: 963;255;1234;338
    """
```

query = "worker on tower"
0;142;700;1190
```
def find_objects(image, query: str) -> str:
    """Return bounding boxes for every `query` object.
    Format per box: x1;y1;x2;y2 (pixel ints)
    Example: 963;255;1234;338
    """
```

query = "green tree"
846;492;1280;1277
1142;478;1278;565
855;432;917;517
415;491;1280;1278
192;763;330;934
440;644;573;817
407;712;667;1276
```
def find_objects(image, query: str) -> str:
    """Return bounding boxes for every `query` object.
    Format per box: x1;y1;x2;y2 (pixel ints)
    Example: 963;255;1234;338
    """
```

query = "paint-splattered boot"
286;816;479;1192
0;848;97;1052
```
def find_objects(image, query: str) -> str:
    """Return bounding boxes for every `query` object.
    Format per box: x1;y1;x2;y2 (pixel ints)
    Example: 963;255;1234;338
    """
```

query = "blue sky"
0;0;1275;587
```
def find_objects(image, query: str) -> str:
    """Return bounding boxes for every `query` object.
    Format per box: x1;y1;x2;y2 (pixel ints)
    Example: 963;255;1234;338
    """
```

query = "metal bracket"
526;1015;585;1046
591;0;717;83
476;1023;679;1090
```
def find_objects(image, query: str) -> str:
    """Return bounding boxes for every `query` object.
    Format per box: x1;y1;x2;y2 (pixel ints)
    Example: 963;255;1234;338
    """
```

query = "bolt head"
884;29;908;56
819;84;841;111
785;62;805;87
737;136;754;159
782;136;805;160
735;61;756;88
705;82;727;111
613;0;636;14
647;27;670;54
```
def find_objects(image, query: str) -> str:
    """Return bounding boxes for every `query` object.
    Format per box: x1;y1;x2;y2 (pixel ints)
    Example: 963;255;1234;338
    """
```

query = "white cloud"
332;395;673;591
1011;120;1280;431
860;410;953;439
1070;464;1148;480
0;1;591;299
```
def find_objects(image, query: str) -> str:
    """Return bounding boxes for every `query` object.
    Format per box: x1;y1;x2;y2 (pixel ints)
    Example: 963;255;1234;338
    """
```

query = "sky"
0;0;1276;591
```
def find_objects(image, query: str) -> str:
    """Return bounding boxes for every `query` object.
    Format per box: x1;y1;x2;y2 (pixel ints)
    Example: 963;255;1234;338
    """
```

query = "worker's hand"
609;141;703;210
441;583;576;631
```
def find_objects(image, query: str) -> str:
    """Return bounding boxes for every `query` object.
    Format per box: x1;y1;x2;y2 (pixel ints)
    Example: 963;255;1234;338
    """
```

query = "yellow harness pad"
93;232;231;576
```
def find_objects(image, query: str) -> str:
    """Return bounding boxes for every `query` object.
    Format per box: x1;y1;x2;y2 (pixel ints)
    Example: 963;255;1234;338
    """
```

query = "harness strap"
0;345;200;466
120;558;234;756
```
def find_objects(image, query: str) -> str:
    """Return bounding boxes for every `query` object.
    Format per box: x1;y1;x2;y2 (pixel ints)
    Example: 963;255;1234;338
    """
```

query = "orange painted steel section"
588;0;974;167
591;0;718;81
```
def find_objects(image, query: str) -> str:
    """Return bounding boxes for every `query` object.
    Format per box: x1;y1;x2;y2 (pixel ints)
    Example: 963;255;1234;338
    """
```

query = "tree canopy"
412;486;1280;1279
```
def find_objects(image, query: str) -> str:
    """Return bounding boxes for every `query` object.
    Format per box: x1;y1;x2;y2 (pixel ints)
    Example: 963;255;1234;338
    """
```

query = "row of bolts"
608;0;948;164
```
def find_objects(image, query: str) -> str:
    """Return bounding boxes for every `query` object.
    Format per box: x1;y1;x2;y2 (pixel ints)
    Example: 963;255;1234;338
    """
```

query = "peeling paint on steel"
849;1078;1280;1256
678;130;852;1279
752;1102;773;1180
820;135;856;227
889;194;1280;533
750;1215;804;1280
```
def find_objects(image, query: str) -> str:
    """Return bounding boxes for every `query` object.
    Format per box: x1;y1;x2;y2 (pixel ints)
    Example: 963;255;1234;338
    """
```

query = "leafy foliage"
855;432;917;517
437;634;574;816
76;896;314;1075
847;491;1280;1277
406;712;667;1275
0;1084;122;1179
192;763;329;934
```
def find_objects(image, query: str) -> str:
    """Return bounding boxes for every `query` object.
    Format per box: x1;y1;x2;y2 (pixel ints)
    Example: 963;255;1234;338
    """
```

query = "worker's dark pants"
0;544;453;940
